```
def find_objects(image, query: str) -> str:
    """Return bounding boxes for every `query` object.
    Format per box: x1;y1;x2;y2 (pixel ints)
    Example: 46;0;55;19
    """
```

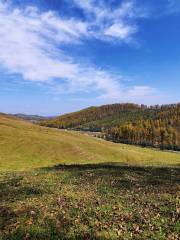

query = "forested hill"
40;103;145;130
40;103;179;131
40;103;180;150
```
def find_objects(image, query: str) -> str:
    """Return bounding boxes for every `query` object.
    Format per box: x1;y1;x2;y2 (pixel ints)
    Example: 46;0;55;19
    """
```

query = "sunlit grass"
0;115;180;239
0;114;179;171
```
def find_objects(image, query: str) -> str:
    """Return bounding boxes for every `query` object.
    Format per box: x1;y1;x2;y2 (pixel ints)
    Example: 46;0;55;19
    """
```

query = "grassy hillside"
0;114;180;239
1;166;180;240
0;114;180;171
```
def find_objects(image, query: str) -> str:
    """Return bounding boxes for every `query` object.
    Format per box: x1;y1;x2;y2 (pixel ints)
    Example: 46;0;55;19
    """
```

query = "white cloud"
71;0;140;41
127;86;157;97
104;23;136;39
0;0;157;101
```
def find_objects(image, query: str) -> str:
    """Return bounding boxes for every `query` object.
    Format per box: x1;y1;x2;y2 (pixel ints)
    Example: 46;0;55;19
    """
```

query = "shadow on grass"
1;163;180;240
0;174;43;202
42;162;180;171
0;175;44;232
41;162;180;187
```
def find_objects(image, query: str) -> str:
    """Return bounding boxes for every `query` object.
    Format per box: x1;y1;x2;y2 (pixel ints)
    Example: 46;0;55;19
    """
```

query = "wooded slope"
40;103;180;150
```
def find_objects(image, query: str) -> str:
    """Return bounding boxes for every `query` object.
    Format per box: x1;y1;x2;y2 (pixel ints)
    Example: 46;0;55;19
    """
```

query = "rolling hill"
39;103;142;130
40;103;180;150
0;113;180;239
12;114;50;122
0;113;179;171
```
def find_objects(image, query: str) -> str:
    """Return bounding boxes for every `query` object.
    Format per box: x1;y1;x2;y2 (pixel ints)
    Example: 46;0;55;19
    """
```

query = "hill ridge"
40;103;180;150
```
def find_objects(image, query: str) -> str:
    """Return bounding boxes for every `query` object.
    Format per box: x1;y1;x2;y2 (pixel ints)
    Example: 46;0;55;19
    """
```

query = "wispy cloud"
71;0;147;42
137;0;180;18
127;86;157;97
167;0;180;14
0;0;157;101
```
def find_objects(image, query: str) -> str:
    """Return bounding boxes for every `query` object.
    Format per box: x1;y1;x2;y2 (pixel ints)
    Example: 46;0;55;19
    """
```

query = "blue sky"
0;0;180;115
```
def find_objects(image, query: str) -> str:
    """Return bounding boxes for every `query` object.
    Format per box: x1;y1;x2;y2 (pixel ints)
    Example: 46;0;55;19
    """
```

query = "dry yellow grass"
0;114;179;171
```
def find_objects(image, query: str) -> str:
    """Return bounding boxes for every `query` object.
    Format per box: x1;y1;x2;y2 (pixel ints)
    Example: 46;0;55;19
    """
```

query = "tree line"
106;119;179;150
40;103;180;150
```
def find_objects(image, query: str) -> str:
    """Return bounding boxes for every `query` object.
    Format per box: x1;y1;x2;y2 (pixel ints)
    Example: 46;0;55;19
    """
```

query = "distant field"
0;114;179;171
0;114;180;239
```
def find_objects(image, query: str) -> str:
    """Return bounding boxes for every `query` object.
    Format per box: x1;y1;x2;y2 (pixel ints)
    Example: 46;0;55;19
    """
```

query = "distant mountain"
12;114;52;122
40;103;180;150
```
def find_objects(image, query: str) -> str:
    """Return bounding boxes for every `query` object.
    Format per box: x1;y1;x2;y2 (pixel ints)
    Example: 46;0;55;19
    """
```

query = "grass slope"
1;166;180;239
0;114;180;239
0;114;180;171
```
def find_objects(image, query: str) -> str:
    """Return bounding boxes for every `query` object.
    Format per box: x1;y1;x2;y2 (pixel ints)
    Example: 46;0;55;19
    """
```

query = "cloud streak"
71;0;142;41
0;0;157;101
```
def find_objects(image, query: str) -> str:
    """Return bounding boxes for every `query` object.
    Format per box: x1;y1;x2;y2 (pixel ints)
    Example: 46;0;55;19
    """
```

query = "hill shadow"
0;174;43;202
1;163;180;239
41;162;180;187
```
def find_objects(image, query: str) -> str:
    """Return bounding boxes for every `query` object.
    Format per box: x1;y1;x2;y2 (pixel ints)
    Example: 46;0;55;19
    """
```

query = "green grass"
1;166;180;239
0;114;179;171
0;115;180;239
